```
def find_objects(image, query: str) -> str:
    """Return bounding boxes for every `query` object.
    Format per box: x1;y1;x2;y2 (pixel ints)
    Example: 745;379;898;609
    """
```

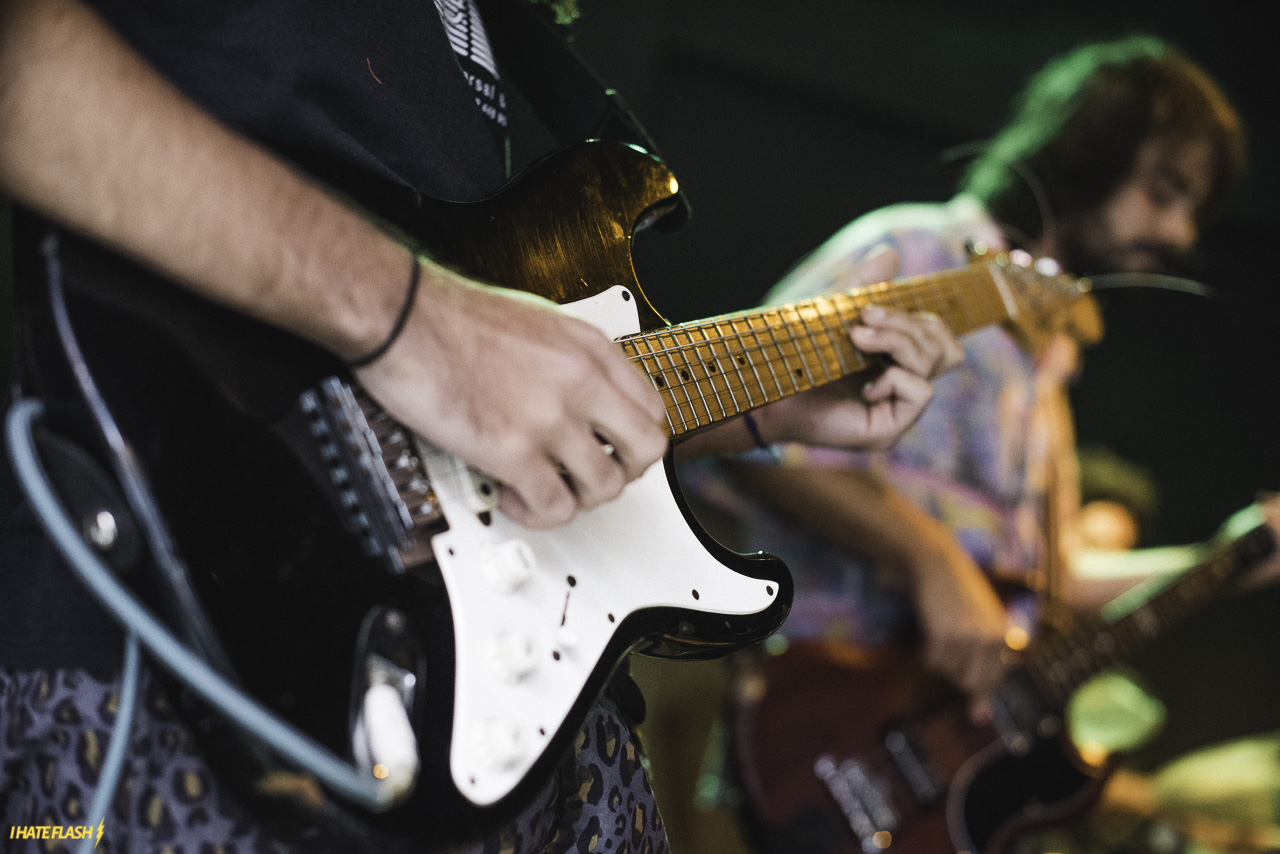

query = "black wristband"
347;255;421;368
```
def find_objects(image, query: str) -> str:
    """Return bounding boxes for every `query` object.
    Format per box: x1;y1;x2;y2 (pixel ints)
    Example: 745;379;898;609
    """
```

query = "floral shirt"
679;196;1051;645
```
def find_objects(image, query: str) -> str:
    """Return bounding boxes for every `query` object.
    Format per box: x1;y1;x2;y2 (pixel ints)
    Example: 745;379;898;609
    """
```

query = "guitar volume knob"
473;719;528;770
489;632;538;682
480;539;537;593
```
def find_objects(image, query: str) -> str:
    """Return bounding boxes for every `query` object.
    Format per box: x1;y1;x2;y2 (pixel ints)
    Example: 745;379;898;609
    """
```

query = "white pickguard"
417;286;779;806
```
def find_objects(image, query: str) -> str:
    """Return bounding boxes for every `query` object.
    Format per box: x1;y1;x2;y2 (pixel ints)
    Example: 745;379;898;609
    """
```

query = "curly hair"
961;35;1245;245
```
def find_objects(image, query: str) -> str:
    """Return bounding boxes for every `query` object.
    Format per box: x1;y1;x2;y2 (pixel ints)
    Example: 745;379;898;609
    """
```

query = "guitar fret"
675;327;717;429
776;306;816;387
748;315;789;402
683;324;730;424
795;301;839;384
654;330;700;433
789;308;825;388
720;317;757;410
730;315;773;410
812;296;853;375
694;321;743;415
650;336;688;435
765;308;806;394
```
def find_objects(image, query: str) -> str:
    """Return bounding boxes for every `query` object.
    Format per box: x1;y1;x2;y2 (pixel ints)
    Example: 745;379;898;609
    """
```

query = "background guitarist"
673;34;1260;852
0;1;966;851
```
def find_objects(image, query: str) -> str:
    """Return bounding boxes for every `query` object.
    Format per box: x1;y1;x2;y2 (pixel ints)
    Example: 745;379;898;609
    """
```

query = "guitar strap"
474;0;691;230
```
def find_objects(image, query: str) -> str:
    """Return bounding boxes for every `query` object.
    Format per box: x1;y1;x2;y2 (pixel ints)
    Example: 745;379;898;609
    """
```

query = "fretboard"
619;261;1024;438
1023;524;1277;707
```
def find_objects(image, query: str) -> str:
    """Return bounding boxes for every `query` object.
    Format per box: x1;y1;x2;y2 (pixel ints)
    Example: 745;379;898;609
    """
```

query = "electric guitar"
13;141;1089;849
732;524;1277;854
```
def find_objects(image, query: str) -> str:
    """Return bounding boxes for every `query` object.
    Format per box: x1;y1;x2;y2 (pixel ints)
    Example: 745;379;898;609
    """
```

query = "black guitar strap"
474;0;691;229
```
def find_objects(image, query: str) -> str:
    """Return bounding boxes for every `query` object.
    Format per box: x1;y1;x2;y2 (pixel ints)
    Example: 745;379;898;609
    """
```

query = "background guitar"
732;523;1276;854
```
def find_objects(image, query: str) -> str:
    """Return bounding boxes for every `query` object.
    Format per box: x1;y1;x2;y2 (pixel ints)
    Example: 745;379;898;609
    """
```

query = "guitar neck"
1025;525;1277;705
620;261;1019;438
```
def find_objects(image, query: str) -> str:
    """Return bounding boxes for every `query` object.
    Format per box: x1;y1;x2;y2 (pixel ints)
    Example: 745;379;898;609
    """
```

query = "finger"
915;312;966;377
856;368;934;447
496;457;579;529
577;322;669;424
584;388;670;483
548;427;629;513
565;383;667;494
861;366;933;407
855;307;961;379
850;307;934;375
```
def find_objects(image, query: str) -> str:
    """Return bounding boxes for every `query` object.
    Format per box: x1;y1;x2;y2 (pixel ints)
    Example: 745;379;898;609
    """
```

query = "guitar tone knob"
489;632;538;682
474;720;527;769
480;539;537;593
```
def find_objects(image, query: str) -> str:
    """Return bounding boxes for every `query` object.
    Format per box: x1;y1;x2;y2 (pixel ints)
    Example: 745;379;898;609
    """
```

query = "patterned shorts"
1;667;668;854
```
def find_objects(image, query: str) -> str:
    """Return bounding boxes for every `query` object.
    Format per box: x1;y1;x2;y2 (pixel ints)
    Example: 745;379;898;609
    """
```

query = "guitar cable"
4;234;410;833
5;398;402;815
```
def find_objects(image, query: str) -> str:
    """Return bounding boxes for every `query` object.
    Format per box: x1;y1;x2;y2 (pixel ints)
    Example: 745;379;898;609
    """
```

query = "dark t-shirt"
0;0;509;671
87;0;509;199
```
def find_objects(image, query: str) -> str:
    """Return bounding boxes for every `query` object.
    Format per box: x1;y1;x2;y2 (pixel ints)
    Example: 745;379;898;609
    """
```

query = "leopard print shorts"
1;667;667;854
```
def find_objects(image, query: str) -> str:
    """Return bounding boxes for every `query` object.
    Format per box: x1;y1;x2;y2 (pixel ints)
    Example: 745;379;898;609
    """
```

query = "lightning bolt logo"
95;819;104;848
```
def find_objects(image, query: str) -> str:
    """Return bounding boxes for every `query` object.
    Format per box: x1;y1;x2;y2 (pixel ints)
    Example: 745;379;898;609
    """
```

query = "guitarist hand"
750;247;965;452
908;528;1011;711
0;0;668;532
356;261;670;530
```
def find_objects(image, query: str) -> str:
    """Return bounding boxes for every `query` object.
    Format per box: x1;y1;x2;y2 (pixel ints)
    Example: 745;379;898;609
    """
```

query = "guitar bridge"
299;377;444;572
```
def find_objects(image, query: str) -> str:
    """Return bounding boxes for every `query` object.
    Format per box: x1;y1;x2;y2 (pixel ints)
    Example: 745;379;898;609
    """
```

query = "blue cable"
4;399;397;819
77;630;140;854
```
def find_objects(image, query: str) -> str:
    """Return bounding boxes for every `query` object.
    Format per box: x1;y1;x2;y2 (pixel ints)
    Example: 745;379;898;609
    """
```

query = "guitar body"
732;641;1108;854
11;141;790;848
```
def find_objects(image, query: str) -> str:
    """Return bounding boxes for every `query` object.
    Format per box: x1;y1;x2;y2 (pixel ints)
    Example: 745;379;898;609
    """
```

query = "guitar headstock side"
975;248;1102;358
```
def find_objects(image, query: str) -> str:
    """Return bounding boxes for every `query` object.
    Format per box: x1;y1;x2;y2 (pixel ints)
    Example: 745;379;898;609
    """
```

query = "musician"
685;36;1245;714
695;34;1244;691
0;1;962;851
667;36;1255;851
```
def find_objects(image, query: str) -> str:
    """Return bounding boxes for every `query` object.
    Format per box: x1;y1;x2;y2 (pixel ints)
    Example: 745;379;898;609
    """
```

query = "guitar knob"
461;467;501;513
474;719;527;769
480;539;537;593
489;632;538;682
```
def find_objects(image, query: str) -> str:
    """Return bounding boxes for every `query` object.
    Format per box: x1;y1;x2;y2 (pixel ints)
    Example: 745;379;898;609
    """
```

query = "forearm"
0;0;408;361
723;458;955;572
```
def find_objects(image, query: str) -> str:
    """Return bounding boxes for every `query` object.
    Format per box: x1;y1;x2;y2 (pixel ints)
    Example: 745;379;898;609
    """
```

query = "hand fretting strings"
620;262;1016;437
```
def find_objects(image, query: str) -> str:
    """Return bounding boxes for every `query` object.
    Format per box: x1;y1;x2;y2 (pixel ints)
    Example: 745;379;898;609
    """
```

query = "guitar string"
626;284;962;386
625;277;1006;432
642;266;1052;428
636;287;969;433
1029;536;1250;703
623;270;996;366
